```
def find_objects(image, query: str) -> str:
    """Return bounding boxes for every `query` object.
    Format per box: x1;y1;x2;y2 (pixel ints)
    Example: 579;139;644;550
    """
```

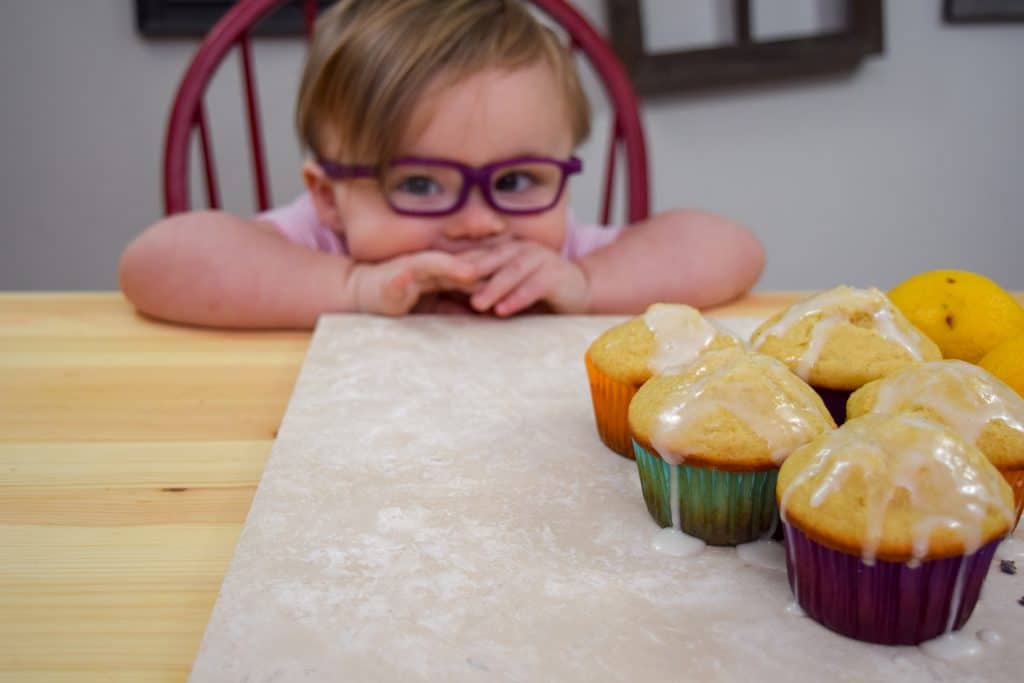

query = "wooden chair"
162;0;649;224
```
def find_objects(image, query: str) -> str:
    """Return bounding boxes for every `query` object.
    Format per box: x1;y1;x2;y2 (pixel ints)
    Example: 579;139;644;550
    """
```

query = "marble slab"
189;314;1024;682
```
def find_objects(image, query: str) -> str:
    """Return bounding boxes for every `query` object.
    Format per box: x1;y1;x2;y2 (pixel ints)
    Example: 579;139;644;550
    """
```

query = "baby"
119;0;764;328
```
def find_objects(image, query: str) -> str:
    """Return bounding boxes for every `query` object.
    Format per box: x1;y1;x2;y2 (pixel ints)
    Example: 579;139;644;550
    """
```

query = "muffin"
751;285;941;424
627;348;835;545
585;303;743;458
778;413;1015;645
847;359;1024;528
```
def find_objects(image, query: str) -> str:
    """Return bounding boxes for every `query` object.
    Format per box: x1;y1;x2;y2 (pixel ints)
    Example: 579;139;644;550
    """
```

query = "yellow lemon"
889;269;1024;363
978;335;1024;398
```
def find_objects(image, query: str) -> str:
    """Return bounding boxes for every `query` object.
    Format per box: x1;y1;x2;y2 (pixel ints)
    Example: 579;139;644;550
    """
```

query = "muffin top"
586;303;743;386
750;286;941;390
778;413;1015;564
628;348;835;470
847;360;1024;469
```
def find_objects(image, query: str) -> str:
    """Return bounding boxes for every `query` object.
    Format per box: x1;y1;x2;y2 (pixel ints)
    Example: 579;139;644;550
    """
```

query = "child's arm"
464;209;764;316
119;211;477;328
578;209;765;313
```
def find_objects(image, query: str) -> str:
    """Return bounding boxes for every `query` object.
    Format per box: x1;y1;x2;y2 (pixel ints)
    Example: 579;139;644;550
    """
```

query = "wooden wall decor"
944;0;1024;23
604;0;885;96
136;0;332;37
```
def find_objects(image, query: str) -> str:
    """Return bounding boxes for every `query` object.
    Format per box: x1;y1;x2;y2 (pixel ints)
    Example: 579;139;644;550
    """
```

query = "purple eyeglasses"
317;155;583;217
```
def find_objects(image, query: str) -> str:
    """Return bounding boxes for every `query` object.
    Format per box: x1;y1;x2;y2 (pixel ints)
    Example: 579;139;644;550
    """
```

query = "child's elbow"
666;208;765;300
118;214;189;315
731;221;765;295
119;226;156;309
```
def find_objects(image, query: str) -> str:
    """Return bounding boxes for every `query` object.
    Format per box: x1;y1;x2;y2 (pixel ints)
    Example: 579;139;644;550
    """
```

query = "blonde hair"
296;0;590;165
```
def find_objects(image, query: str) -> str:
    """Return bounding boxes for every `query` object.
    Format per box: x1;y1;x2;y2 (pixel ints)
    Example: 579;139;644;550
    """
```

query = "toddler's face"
327;60;576;262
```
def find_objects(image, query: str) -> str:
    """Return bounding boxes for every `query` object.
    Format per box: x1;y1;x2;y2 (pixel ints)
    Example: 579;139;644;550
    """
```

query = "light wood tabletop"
0;290;1017;682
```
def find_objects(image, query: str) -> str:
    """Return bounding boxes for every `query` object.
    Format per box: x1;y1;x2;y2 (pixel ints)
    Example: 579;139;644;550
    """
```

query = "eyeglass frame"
316;155;583;217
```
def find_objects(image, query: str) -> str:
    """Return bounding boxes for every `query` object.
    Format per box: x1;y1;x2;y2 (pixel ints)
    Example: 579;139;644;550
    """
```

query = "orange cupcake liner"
998;467;1024;530
584;352;638;458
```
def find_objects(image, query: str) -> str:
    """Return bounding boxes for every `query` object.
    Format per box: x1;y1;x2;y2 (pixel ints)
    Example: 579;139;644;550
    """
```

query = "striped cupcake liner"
783;522;1000;645
812;386;851;425
584;353;638;459
999;467;1024;531
633;441;779;545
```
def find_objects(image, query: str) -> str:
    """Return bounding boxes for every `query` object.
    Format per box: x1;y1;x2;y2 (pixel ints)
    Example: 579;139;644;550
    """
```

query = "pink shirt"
258;193;622;261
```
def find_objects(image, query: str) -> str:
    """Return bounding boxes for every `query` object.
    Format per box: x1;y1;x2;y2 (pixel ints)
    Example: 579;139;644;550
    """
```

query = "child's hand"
462;242;589;317
349;252;479;316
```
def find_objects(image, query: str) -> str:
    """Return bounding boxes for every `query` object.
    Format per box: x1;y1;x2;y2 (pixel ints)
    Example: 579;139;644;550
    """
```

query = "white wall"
2;1;1022;291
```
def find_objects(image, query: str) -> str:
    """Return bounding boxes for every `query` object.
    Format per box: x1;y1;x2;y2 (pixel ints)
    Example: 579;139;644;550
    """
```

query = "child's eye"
394;175;441;196
493;171;537;193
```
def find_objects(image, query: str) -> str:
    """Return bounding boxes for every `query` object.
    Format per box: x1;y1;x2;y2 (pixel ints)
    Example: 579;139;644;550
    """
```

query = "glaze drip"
866;360;1024;445
643;303;739;375
780;413;1015;564
650;349;834;465
752;286;931;379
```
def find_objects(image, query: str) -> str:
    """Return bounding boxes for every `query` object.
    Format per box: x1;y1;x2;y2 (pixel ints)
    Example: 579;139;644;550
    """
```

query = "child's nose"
443;192;505;241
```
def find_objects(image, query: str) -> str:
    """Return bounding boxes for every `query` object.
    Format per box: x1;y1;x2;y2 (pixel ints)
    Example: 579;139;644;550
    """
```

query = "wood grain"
0;294;305;682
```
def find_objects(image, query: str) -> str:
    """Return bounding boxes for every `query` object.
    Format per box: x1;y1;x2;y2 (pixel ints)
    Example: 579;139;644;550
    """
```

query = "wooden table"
0;291;1012;682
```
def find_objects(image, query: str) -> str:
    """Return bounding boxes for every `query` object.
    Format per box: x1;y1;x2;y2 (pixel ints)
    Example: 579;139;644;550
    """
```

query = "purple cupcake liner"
812;387;850;425
783;523;1000;645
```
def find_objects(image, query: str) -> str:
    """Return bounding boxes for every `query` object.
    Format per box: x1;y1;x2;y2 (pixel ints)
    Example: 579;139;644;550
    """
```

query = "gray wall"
2;1;1022;292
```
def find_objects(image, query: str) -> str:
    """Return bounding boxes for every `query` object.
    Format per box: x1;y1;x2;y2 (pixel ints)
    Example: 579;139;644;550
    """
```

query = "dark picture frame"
136;0;332;38
604;0;884;96
944;0;1024;23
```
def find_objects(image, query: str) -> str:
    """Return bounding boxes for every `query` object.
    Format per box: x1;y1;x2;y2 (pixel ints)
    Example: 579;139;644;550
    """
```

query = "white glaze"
736;540;786;572
796;317;839;379
752;286;930;379
650;350;832;465
651;527;706;557
651;463;707;557
944;557;969;633
643;304;724;375
868;360;1024;445
784;601;806;617
780;414;1014;565
919;631;982;662
977;629;1002;645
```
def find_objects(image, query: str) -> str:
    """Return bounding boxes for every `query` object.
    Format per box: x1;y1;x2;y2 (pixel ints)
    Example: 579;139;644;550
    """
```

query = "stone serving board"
189;314;1024;682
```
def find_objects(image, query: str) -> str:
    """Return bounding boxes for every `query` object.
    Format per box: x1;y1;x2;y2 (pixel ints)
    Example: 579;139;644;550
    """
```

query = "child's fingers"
378;268;419;313
461;242;520;279
405;251;478;289
471;250;544;312
492;270;551;317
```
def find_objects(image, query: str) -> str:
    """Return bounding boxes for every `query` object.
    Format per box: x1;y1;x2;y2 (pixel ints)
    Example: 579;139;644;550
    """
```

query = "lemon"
978;335;1024;398
889;269;1024;363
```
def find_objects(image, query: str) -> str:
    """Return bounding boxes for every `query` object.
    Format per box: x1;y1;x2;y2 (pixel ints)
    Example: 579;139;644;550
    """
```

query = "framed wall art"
604;0;885;96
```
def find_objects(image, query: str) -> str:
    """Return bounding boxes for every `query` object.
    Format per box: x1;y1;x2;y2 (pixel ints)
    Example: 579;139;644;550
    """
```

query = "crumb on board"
1000;559;1017;575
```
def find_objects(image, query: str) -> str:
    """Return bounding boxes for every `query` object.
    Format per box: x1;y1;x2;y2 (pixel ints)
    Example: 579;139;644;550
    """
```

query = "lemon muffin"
847;359;1024;528
778;413;1015;645
627;348;835;545
751;285;941;424
585;303;743;458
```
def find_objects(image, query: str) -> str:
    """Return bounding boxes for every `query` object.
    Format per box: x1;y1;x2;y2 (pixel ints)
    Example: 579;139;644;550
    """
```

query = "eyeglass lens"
382;161;565;213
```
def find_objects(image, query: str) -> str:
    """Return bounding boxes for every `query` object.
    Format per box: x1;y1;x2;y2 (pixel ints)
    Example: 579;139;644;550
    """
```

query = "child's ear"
302;159;344;232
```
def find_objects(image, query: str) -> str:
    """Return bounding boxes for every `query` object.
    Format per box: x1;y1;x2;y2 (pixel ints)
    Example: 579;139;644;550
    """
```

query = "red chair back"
163;0;649;225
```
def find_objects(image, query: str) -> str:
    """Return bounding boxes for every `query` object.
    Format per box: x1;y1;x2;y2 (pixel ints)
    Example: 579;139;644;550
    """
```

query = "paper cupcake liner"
998;467;1024;531
584;353;637;458
633;441;778;545
812;386;851;425
782;523;1000;645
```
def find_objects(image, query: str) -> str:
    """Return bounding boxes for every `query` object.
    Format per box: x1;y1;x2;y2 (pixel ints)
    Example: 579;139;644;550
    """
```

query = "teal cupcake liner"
633;441;779;546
